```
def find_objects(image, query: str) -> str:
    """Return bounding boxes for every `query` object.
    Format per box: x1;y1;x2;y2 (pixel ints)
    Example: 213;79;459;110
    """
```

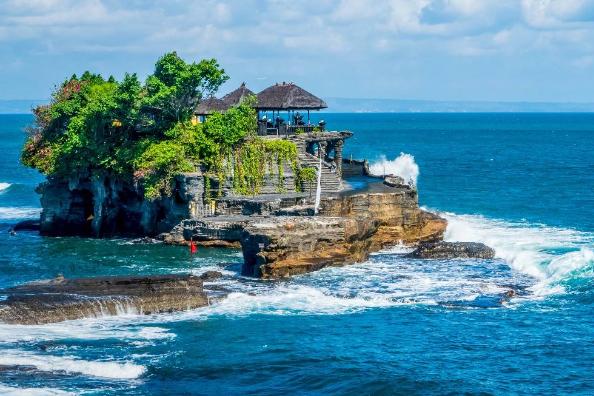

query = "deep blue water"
1;113;593;395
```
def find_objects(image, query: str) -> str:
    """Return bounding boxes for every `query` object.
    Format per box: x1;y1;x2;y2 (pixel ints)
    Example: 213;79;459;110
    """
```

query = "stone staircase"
294;140;343;194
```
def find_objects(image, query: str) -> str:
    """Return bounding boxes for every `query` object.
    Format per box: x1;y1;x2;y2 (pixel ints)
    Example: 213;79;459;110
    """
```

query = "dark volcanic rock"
37;173;206;237
0;274;219;325
198;271;223;281
11;219;41;232
408;242;495;259
160;217;249;247
383;175;408;188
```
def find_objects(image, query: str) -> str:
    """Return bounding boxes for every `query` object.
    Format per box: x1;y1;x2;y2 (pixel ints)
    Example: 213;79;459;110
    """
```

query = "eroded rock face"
408;242;495;259
0;273;219;325
163;185;449;279
241;216;377;278
38;173;205;237
160;217;249;247
319;189;447;248
158;181;448;278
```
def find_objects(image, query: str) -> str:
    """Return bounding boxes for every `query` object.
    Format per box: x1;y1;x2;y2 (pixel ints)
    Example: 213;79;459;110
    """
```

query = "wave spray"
369;153;419;186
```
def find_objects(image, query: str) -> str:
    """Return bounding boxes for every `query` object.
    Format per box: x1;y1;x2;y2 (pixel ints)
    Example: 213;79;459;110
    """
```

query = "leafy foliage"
298;167;317;195
231;138;298;195
133;140;194;200
142;52;228;131
21;52;300;200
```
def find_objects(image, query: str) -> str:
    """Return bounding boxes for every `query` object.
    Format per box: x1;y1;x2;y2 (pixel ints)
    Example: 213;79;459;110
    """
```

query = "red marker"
190;241;198;254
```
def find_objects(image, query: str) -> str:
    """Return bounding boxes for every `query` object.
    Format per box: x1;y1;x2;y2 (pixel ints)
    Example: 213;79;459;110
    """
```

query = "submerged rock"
11;219;41;232
0;273;220;325
408;242;495;259
128;236;162;244
441;289;517;309
198;271;223;281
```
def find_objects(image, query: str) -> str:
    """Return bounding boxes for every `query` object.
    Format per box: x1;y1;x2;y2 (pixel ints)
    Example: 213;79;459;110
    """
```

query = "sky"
1;0;594;103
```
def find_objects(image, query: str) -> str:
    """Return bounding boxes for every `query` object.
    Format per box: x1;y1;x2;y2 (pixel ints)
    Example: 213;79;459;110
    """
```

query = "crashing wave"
438;210;594;296
369;153;419;186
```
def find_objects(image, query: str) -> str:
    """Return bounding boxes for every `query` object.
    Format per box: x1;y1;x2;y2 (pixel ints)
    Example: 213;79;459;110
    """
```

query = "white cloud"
0;0;592;57
1;0;594;100
522;0;594;27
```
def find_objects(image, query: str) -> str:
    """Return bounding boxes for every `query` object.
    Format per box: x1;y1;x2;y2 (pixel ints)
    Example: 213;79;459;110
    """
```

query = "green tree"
142;52;228;131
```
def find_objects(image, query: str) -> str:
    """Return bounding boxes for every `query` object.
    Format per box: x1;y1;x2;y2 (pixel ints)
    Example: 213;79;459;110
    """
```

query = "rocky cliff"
240;187;446;278
318;185;446;249
37;172;205;237
240;216;376;278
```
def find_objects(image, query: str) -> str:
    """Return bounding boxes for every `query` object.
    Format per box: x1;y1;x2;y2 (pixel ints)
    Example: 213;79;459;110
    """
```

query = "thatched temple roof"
222;82;254;106
255;82;327;110
194;96;229;115
194;82;327;115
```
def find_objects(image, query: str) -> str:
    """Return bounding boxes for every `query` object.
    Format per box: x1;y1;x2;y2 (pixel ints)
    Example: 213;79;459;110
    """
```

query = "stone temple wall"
205;162;300;200
341;158;372;177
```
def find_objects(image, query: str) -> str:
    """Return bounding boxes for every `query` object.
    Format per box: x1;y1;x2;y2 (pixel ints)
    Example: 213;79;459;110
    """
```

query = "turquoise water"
1;113;593;395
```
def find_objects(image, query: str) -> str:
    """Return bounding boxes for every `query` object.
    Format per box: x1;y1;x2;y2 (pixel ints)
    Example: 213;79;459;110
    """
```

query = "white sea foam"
438;210;594;295
208;285;398;316
0;384;74;396
0;349;145;379
546;248;594;283
371;242;415;255
164;255;522;320
190;265;236;278
0;320;174;343
369;153;419;186
2;209;587;330
0;182;11;193
0;206;41;220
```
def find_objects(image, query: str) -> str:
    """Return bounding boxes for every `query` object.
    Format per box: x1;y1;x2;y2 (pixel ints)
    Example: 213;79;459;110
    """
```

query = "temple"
194;82;356;197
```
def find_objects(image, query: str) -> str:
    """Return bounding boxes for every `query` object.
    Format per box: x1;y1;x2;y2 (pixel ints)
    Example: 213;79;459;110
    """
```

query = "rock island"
21;52;447;281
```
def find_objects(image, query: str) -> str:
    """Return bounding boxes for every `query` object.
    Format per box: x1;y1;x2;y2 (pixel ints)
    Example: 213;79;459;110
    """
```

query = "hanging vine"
229;137;299;195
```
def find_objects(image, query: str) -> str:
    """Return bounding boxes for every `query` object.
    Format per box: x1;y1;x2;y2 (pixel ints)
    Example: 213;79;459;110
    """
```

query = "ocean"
0;113;593;395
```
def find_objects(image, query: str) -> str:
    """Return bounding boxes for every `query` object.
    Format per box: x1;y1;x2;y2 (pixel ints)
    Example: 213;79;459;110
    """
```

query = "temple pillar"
319;141;328;159
335;139;343;177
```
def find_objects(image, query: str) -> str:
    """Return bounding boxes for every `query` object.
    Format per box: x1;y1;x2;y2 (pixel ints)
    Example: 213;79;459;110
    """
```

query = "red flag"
190;241;197;254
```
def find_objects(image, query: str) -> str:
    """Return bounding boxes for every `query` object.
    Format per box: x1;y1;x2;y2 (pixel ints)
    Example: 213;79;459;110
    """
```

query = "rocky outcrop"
0;273;220;325
11;220;41;232
160;216;249;247
161;181;447;278
369;210;447;250
408;242;495;259
239;186;447;278
383;175;406;187
318;186;447;249
38;173;205;237
241;216;377;278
